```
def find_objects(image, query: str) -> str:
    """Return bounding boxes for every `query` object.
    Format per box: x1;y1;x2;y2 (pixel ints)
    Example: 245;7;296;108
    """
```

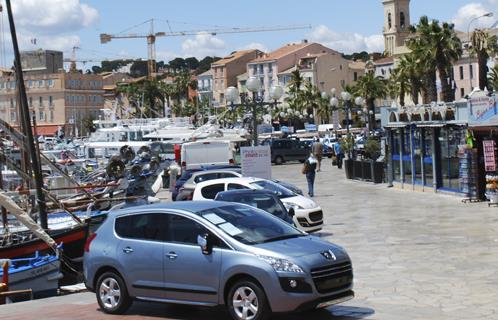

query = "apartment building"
211;49;263;106
248;41;344;100
197;69;213;106
0;72;104;136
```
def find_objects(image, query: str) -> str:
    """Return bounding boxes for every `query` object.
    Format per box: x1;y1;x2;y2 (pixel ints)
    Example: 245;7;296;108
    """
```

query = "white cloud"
10;0;98;34
451;3;496;31
239;42;269;53
181;32;226;59
307;25;384;54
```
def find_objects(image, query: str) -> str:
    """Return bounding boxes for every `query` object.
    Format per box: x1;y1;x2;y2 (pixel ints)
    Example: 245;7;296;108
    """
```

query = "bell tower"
383;0;410;56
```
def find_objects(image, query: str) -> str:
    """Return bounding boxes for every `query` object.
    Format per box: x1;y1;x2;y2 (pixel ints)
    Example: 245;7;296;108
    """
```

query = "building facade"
0;72;104;136
383;0;411;56
211;49;262;107
197;69;213;106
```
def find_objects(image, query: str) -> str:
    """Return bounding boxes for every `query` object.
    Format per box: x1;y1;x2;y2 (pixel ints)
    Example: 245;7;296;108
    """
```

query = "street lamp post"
467;12;493;93
226;77;283;146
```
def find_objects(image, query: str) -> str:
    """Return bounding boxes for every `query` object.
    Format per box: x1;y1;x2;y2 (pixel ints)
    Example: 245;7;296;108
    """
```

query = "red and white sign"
483;140;496;172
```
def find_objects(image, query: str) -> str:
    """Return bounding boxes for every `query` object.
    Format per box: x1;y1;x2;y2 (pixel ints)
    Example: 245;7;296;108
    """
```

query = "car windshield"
198;204;302;245
250;180;295;198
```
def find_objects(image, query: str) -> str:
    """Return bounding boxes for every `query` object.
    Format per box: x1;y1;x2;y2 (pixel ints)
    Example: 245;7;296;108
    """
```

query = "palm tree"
389;68;410;106
354;71;387;129
488;65;498;92
285;70;305;113
408;16;462;102
471;29;498;90
396;53;423;104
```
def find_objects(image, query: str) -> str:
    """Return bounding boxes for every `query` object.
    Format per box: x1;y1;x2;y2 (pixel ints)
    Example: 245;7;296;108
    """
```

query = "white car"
192;177;323;232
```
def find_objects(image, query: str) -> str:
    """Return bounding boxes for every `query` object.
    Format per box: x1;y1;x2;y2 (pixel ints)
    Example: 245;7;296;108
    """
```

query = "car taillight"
84;233;97;252
229;159;234;164
181;161;186;167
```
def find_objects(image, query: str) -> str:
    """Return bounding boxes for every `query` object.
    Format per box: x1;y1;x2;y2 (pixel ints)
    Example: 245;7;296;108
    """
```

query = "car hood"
281;195;318;210
253;236;347;260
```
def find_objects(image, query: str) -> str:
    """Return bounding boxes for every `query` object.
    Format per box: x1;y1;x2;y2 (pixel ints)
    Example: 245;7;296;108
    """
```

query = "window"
49;96;53;106
39;80;44;87
388;12;392;29
39;96;43;107
227;183;248;190
115;213;167;241
400;12;406;29
28;80;33;88
469;64;473;79
49;110;54;122
460;88;465;98
10;98;14;109
252;65;257;76
28;97;32;108
48;79;54;87
259;64;264;74
166;214;208;245
38;110;45;121
268;63;273;74
201;183;225;199
459;66;464;80
194;172;219;183
354;72;358;81
10;111;16;121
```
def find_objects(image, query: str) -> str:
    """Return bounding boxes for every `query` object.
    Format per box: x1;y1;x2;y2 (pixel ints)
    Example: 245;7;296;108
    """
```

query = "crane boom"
100;21;312;78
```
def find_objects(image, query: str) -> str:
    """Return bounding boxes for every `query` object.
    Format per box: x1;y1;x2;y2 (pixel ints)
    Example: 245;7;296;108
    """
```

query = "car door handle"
166;252;178;260
122;247;134;254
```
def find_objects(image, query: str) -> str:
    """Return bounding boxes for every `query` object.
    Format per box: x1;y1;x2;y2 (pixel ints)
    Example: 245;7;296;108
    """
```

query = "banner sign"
483;140;496;172
468;96;498;126
240;145;271;180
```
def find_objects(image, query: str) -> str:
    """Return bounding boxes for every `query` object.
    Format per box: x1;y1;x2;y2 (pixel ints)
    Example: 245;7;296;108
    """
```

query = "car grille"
309;210;323;222
311;261;353;294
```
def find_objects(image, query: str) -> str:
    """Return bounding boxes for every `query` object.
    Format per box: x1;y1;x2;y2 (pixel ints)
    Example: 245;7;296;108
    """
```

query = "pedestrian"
334;139;344;169
312;138;324;172
302;153;318;197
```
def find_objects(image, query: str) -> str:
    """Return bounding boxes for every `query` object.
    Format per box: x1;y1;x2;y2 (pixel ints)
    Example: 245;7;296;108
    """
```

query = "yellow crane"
100;19;311;78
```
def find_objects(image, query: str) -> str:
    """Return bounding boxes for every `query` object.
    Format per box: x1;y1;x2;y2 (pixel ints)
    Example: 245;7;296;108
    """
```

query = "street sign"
240;145;272;180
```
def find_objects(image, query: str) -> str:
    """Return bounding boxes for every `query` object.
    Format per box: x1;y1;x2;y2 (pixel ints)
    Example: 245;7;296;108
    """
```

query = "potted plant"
340;134;355;179
364;137;384;183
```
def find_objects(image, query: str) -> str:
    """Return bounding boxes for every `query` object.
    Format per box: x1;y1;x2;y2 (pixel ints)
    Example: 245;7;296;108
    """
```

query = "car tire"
227;279;271;320
274;156;284;165
96;272;132;315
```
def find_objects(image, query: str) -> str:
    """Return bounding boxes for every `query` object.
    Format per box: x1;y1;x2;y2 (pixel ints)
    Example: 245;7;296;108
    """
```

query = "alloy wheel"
232;286;259;320
99;277;121;309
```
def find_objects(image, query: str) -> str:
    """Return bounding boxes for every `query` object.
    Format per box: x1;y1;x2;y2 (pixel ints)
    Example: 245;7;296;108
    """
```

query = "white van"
180;140;234;170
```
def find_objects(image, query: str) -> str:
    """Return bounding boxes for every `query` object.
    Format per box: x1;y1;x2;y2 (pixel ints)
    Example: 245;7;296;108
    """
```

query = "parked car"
84;202;353;320
172;165;241;201
177;169;304;201
215;189;295;225
263;138;311;165
192;177;323;232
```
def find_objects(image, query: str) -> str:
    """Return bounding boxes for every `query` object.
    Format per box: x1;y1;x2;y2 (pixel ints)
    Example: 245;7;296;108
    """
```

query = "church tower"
383;0;410;56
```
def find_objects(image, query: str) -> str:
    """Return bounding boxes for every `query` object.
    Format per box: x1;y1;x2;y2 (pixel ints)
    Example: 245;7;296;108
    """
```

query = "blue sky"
3;0;498;70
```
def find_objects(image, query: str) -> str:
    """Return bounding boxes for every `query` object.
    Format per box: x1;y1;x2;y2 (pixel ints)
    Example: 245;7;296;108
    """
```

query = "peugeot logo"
321;249;337;261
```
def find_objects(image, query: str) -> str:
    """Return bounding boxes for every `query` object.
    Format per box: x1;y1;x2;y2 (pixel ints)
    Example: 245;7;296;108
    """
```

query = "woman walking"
302;153;318;197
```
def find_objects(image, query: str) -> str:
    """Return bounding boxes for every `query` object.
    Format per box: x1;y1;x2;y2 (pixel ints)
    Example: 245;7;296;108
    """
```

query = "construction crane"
63;46;104;72
100;19;312;79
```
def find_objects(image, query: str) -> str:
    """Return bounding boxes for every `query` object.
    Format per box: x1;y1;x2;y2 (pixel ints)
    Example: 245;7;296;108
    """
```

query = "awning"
384;123;409;128
33;125;61;136
415;123;445;128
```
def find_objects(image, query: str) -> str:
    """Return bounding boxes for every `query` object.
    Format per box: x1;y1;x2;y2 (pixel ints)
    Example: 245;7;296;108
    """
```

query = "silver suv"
83;202;353;320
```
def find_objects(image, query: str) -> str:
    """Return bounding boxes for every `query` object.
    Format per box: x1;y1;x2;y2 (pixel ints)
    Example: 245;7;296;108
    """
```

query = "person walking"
302;153;318;197
334;140;344;169
312;138;324;172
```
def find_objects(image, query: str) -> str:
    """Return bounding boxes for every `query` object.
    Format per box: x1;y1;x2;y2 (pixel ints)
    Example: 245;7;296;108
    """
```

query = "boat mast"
5;0;48;229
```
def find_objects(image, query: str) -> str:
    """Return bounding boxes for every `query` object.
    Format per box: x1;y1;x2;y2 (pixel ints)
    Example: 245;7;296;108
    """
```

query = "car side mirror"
197;233;213;255
288;208;295;217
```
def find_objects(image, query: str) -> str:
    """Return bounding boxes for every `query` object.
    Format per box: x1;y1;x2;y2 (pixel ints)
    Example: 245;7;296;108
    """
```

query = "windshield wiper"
261;234;303;243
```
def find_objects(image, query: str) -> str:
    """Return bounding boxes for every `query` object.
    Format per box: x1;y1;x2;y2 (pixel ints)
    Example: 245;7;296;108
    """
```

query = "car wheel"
96;272;132;314
227;280;271;320
274;156;284;165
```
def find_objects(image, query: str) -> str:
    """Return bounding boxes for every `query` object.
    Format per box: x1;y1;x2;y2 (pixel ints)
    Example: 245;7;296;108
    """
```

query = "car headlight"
258;255;304;273
283;202;303;210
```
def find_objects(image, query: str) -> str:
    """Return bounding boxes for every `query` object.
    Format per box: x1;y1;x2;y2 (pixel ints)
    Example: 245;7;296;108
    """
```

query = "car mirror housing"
288;208;295;217
197;233;212;255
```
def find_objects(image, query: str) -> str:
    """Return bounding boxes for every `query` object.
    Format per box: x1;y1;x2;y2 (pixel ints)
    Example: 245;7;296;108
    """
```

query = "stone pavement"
2;162;497;320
